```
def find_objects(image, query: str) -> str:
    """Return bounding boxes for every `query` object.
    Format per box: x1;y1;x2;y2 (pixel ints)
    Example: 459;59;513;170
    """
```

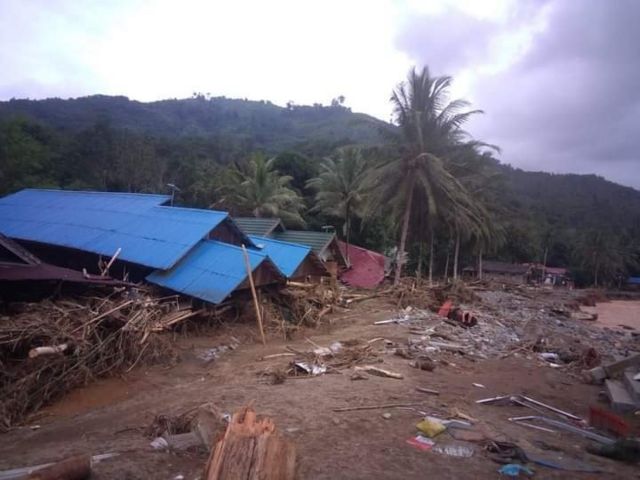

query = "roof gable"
233;217;285;236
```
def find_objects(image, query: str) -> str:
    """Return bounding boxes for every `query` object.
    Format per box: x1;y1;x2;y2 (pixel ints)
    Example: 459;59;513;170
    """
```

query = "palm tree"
306;147;370;261
369;66;484;285
216;153;305;227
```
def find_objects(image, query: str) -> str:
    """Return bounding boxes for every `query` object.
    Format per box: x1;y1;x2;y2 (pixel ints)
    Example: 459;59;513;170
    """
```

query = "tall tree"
306;147;370;261
369;66;484;285
216;153;305;227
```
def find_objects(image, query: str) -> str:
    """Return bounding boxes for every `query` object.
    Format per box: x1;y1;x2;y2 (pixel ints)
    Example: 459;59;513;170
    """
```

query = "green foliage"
216;153;305;227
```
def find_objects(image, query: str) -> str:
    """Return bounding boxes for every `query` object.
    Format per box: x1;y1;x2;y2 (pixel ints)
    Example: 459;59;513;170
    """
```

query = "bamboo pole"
241;244;266;345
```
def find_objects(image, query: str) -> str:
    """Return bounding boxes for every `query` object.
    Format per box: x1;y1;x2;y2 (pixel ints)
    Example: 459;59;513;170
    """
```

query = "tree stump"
205;406;296;480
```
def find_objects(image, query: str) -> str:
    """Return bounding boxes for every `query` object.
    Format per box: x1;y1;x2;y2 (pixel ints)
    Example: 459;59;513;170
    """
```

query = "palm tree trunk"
394;176;417;286
594;255;600;287
453;230;460;281
428;227;434;286
443;244;450;283
478;247;484;280
345;203;351;265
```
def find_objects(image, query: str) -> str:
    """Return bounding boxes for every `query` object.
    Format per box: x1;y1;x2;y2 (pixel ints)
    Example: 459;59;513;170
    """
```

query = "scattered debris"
333;402;423;412
585;353;640;383
472;383;486;389
498;464;534;477
525;449;604;472
353;365;403;379
586;438;640;463
406;435;435;452
410;357;436;371
415;387;440;395
416;418;446;438
350;370;368;381
432;441;475;457
589;406;631;438
293;362;327;376
509;416;615;445
0;454;118;480
0;288;187;429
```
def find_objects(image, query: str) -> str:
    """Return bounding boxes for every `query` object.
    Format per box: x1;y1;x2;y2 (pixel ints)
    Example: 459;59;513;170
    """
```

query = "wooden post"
242;244;266;346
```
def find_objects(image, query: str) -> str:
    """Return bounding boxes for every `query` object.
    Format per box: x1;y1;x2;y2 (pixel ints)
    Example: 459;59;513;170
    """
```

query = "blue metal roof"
146;240;274;304
249;235;311;278
0;189;229;269
628;276;640;285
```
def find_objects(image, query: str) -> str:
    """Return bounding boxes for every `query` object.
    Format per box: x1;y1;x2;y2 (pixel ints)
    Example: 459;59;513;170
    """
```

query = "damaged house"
0;189;326;304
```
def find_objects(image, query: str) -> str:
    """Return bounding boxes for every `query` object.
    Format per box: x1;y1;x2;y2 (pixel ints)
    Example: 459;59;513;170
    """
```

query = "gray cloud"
395;0;640;189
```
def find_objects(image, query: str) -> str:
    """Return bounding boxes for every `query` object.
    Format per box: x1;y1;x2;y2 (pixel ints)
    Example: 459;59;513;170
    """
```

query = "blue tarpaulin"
0;189;230;269
146;240;280;304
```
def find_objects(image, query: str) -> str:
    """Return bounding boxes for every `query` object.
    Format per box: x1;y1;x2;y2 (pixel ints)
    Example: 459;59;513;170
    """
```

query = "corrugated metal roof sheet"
249;235;311;278
272;230;336;257
0;189;229;270
337;241;386;289
233;217;285;236
146;240;273;304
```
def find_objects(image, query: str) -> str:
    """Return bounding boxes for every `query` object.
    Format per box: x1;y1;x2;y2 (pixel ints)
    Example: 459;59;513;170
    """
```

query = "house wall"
208;220;245;246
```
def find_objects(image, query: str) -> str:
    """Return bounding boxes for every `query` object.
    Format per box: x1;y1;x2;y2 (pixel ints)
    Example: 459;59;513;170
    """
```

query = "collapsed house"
463;261;532;284
337;240;387;289
0;189;327;304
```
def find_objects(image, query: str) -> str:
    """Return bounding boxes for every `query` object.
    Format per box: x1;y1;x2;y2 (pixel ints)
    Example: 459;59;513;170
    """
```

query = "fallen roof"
0;189;241;270
0;233;125;285
249;235;313;278
337;241;386;289
146;240;282;304
234;217;285;236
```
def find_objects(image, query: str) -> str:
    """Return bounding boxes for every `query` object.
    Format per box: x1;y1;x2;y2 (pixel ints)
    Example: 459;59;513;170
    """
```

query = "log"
205;406;295;480
27;454;90;480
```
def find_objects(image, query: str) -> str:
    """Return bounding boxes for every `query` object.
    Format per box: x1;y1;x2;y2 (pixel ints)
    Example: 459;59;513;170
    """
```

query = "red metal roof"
337;241;386;289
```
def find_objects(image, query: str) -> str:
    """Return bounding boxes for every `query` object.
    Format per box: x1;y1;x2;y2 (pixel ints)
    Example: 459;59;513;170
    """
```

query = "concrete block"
605;379;638;414
622;370;640;404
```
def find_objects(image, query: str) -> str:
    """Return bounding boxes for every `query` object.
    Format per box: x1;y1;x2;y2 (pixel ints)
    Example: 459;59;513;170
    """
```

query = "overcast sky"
1;0;639;189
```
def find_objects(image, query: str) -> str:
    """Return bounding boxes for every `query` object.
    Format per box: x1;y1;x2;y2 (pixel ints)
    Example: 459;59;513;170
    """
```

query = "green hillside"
0;95;390;151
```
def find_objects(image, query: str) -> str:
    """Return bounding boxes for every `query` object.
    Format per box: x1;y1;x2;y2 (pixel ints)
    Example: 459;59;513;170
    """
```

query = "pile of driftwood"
0;287;202;430
264;283;341;337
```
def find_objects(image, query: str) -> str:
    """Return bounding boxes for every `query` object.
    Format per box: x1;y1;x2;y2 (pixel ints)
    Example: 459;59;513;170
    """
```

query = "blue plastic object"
499;464;534;477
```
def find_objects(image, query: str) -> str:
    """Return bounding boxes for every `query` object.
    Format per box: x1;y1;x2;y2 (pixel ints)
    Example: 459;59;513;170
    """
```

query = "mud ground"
0;292;639;479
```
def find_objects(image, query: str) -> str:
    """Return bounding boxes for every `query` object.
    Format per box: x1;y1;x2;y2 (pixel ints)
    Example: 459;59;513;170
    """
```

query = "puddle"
582;300;640;331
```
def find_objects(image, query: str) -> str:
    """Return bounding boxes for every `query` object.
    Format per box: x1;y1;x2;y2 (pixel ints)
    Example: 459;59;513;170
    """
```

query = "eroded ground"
1;287;639;479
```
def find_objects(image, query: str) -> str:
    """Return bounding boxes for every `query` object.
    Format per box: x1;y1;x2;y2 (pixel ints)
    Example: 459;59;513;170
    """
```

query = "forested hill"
0;95;390;151
502;167;640;231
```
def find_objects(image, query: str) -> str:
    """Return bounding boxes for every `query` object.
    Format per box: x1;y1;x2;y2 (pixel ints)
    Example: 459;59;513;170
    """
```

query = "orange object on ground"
438;300;453;317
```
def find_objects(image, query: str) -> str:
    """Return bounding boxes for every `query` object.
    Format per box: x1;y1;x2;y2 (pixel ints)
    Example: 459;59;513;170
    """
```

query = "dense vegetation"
1;74;638;286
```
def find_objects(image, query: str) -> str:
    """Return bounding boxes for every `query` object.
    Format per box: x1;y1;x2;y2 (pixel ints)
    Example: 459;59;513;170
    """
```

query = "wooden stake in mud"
242;244;266;345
